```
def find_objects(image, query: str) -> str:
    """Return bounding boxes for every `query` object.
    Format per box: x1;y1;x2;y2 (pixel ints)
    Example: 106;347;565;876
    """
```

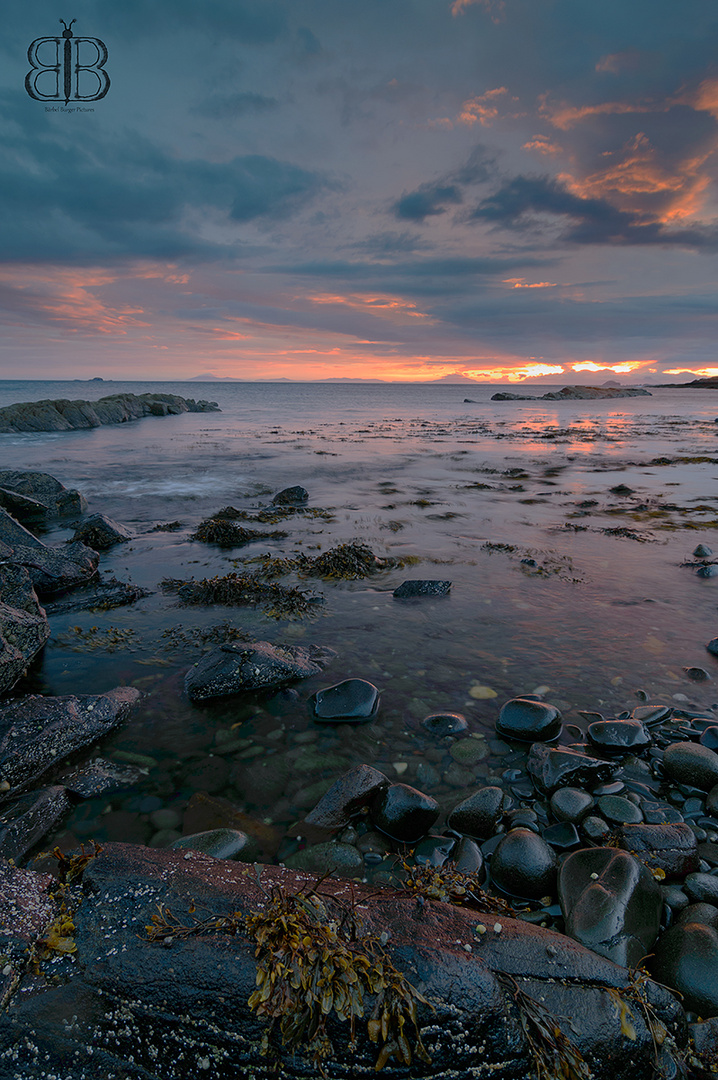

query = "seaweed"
247;542;402;581
190;518;287;548
212;505;335;524
401;861;514;916
498;972;591;1080
145;876;432;1074
150;520;183;532
161;572;319;618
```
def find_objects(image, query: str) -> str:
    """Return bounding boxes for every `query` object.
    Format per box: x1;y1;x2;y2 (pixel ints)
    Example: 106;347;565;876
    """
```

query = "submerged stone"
170;829;249;861
392;580;451;598
185;640;335;702
312;678;379;722
421;712;467;736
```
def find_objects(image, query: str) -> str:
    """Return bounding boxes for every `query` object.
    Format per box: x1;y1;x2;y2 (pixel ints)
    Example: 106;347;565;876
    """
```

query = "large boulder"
0;686;141;799
0;844;688;1079
0;393;219;433
0;565;50;698
0;471;86;521
0;508;99;597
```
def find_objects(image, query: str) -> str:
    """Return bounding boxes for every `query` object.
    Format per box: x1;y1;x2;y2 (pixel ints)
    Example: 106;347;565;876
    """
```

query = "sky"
3;1;718;383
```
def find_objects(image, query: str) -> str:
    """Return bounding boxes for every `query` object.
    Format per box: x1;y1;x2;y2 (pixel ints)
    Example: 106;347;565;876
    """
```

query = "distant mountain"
429;373;480;383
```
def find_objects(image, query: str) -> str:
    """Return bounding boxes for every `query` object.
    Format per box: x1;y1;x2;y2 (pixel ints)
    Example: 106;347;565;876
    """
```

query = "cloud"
471;174;718;248
193;92;279;119
458;87;519;127
450;0;505;23
393;184;462;222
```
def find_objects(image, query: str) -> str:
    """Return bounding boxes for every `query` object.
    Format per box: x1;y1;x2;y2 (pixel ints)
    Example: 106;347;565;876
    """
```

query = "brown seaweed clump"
249;542;398;581
161;572;318;618
190;518;287;548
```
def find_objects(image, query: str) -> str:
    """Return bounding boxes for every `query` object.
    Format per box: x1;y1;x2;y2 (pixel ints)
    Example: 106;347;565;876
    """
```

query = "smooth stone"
701;727;718;751
392;579;451;598
597;795;643;825
660;884;690;913
592;781;626;796
697;565;717;578
283;841;363;876
184;756;230;794
581;815;612;842
54;757;144;800
643;805;685;824
421;712;467;736
413;835;456;867
312;679;379;721
301;765;389;832
588;720;651;754
686;667;712;682
663;742;718;792
652;904;718;1016
452;836;484;875
490;828;557;900
694;545;714;558
550;787;594;824
149;829;182;848
541;821;581;850
527;744;615;795
370;783;439;842
631;704;672;725
559;847;662;967
442;762;475;787
706;638;718;658
496;698;562;743
614;822;699;879
149;808;182;831
415;762;440;789
447;786;509;839
272;486;308;505
449;737;489;766
684;873;718;905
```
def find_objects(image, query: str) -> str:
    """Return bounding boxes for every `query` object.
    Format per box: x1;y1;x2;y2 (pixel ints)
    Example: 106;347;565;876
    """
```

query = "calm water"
3;379;718;853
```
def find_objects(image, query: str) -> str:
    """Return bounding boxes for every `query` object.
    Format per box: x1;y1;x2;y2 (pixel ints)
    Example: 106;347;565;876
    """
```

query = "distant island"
491;385;652;401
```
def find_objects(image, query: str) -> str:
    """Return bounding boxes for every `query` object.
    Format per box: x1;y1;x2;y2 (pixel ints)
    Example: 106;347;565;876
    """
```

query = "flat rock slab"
0;471;86;520
10;540;99;597
0;601;50;698
185;641;336;702
0;393;219;434
0;686;141;798
0;843;686;1079
0;785;71;863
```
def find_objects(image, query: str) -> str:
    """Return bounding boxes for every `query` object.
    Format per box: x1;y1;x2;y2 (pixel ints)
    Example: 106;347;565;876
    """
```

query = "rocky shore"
0;392;219;433
2;470;718;1077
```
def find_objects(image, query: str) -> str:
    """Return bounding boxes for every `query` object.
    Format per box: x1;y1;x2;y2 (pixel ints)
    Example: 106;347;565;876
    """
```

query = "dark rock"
694;544;714;558
690;1016;718;1075
447;786;510;839
706;637;718;658
542;821;581;850
272;485;308;506
392;579;452;598
652;904;718;1016
421;711;467;735
170;829;249;860
707;783;718;815
452;836;484;874
0;843;685;1079
614;823;699;879
663;741;718;791
596;795;643;825
527;744;615;795
283;840;364;876
497;697;562;742
683;873;718;906
0;785;71;862
0;595;50;698
370;783;439;842
185;640;336;702
9;539;99;597
587;719;651;753
0;470;86;520
0;686;141;799
559;847;662;967
54;757;144;799
550;787;594;823
631;703;672;725
0;508;43;552
686;666;712;682
43;575;152;615
581;815;612;842
0;393;219;433
302;765;390;832
72;513;132;550
698;726;718;752
660;884;690;913
698;565;718;578
413;835;456;866
490;828;557;900
312;678;379;721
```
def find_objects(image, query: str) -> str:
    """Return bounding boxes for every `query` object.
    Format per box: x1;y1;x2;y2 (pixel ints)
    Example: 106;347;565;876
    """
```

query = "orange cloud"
464;362;565;381
458;87;518;127
677;78;718;119
541;94;661;131
0;265;149;335
663;366;718;377
571;362;639;374
502;278;558;289
307;292;432;322
523;134;564;156
558;132;713;222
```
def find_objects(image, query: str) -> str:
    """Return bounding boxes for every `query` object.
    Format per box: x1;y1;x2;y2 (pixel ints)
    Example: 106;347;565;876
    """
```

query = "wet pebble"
421;712;467;736
284;841;363;876
170;828;249;860
449;737;489;766
663;741;718;792
496;697;562;742
587;719;651;753
490;828;557;900
312;679;380;721
550;787;594;824
597;794;643;825
448;786;510;839
684;872;718;905
370;783;439;842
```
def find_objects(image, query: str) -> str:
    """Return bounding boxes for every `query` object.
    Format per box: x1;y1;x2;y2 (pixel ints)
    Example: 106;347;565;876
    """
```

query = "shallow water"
3;379;718;852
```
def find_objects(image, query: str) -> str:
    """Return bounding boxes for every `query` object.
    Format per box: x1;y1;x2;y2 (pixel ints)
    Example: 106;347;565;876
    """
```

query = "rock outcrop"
0;392;219;433
492;385;652;401
0;844;687;1080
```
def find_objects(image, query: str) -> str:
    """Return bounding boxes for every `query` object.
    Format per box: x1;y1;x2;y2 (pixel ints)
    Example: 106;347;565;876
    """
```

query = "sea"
2;378;718;851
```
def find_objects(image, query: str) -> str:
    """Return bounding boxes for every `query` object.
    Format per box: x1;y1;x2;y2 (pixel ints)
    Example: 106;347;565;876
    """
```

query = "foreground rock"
72;513;132;550
0;686;141;798
184;641;336;702
0;508;99;596
0;392;219;433
0;566;50;698
492;385;652;401
0;844;687;1080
